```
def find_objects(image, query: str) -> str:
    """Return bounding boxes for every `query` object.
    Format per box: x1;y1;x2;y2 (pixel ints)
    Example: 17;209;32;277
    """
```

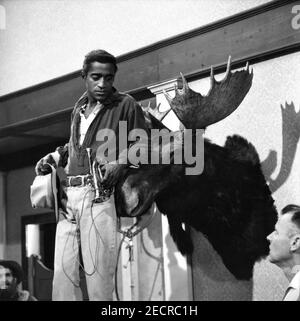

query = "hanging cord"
61;226;81;288
86;200;107;278
140;228;163;300
62;148;116;287
83;149;111;277
114;218;138;301
78;187;107;278
114;209;157;301
148;258;161;301
61;186;160;300
76;188;101;277
114;232;127;301
62;188;92;287
62;184;105;287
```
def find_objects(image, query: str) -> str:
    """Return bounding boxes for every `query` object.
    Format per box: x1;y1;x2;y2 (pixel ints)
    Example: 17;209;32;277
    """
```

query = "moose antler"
141;102;171;130
163;56;253;129
141;102;170;122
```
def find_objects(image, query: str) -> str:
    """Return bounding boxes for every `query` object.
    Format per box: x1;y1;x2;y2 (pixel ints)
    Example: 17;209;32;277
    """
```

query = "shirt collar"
75;87;121;111
80;101;102;115
289;269;300;290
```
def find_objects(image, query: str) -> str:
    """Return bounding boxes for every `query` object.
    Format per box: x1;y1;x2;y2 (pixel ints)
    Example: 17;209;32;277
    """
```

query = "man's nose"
97;78;105;88
267;232;273;242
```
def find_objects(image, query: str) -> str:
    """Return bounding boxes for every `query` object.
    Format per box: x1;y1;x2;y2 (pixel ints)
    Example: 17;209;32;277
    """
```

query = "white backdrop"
189;52;300;300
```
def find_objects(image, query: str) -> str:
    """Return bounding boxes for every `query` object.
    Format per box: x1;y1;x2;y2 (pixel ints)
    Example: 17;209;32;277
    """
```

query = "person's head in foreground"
0;260;24;300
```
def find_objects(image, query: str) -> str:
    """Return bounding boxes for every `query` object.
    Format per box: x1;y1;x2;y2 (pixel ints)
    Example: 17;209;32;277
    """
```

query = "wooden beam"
0;0;298;129
0;96;155;144
11;133;66;141
0;140;67;171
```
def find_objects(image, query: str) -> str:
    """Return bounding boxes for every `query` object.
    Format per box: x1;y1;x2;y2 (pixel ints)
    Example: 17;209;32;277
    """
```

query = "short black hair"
282;204;300;229
0;260;24;285
81;49;118;78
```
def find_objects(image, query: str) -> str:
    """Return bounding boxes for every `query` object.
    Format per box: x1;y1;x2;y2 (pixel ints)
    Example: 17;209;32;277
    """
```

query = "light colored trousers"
52;185;118;301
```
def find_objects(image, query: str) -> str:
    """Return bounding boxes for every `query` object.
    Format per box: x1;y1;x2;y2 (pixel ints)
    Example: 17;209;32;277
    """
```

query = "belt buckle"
67;177;73;187
78;176;85;187
68;176;84;187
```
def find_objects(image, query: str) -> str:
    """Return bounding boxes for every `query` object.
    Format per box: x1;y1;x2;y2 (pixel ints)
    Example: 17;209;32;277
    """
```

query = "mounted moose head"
114;56;277;280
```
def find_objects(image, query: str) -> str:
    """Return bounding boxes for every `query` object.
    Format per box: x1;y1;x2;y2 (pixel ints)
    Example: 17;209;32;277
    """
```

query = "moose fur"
157;135;277;280
115;134;277;280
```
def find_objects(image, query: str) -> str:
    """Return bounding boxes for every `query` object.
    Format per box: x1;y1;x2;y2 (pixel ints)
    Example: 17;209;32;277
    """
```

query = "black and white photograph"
0;0;300;306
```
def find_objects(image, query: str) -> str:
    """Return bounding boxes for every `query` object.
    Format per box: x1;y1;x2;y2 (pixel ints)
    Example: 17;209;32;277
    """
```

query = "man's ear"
290;233;300;252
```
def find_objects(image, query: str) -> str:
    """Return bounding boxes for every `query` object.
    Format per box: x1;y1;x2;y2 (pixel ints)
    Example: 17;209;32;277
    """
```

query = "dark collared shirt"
60;88;148;176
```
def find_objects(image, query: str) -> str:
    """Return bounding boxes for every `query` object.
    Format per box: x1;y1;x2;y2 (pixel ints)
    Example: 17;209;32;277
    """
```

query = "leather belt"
62;175;92;187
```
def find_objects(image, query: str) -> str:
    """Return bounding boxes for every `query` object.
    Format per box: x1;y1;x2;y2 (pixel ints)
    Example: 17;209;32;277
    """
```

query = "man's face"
267;213;299;265
0;266;18;299
84;61;116;103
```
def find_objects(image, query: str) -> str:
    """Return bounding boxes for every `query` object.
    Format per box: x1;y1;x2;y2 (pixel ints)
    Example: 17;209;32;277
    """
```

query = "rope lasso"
114;208;157;300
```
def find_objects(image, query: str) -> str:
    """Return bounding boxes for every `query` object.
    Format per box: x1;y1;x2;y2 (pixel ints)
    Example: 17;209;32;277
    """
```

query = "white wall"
189;52;300;300
193;52;300;212
0;0;272;96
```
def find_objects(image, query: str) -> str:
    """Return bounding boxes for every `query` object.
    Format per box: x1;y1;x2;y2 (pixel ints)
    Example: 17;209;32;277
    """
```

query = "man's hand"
35;152;59;175
100;161;127;189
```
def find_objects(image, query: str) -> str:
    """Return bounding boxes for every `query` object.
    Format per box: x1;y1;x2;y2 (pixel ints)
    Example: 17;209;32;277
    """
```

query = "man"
35;49;148;300
267;204;300;301
0;260;37;301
